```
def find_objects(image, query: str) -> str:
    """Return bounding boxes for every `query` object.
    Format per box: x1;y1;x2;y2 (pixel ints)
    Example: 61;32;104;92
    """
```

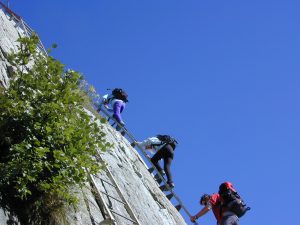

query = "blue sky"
11;1;300;224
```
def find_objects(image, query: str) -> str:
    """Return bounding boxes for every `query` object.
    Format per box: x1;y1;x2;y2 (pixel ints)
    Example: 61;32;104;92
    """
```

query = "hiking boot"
116;125;121;131
130;142;136;148
167;181;175;189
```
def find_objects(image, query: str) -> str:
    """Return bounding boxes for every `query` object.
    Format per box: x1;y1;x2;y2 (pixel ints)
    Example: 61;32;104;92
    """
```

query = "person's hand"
190;216;197;222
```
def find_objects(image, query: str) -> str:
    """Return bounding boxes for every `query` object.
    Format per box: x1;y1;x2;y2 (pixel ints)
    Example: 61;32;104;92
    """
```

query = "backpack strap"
151;142;167;151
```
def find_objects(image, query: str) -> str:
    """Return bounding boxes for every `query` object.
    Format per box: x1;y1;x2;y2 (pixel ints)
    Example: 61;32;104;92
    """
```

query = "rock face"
0;9;26;88
0;7;187;225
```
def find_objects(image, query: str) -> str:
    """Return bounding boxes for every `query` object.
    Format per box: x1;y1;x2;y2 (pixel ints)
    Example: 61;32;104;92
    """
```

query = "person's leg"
220;215;239;225
164;156;173;184
163;145;174;187
113;101;125;125
151;149;164;172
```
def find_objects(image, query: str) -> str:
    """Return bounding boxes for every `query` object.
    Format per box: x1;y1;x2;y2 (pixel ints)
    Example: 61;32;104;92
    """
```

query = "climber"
191;182;248;225
190;193;222;225
217;181;250;225
131;135;177;188
99;88;128;132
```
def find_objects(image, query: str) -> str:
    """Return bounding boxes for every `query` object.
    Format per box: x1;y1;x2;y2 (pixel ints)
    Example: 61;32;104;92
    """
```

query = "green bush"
0;34;112;207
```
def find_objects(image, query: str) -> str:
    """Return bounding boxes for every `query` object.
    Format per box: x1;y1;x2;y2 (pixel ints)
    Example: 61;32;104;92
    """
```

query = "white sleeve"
206;202;212;210
102;94;109;100
139;137;161;148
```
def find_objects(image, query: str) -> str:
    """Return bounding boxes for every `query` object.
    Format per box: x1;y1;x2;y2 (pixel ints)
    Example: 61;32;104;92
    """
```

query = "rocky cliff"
0;7;187;225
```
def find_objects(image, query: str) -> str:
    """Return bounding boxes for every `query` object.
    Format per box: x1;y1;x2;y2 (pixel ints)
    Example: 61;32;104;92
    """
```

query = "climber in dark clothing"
131;135;177;188
151;142;175;188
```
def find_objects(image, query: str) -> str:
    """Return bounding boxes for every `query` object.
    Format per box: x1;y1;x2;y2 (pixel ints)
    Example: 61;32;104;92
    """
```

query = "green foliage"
0;34;112;207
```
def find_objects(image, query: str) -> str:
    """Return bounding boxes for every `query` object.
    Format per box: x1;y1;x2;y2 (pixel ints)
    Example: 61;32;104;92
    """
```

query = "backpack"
112;88;128;102
218;182;250;218
156;135;178;148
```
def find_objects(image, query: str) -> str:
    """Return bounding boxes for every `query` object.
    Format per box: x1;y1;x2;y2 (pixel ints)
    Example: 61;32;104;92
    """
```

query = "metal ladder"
98;106;198;225
89;152;141;225
0;1;48;55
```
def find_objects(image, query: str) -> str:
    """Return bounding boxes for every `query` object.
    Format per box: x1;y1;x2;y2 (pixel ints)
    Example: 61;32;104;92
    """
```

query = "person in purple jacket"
101;88;128;131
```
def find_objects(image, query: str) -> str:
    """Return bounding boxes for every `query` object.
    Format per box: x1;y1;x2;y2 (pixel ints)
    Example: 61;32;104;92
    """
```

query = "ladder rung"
148;167;155;173
155;177;163;184
154;173;161;179
159;185;168;191
100;191;126;205
100;177;118;188
166;193;174;200
110;209;138;224
175;204;182;211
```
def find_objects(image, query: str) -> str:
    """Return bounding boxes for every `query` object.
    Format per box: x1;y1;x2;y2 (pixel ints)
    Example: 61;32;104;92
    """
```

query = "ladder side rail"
92;170;139;224
0;3;47;56
109;210;138;224
99;107;150;169
2;6;48;56
0;2;22;21
89;173;117;225
20;19;47;57
100;191;127;205
132;141;196;220
96;150;141;225
134;142;194;218
99;107;198;224
22;20;48;55
130;140;195;218
98;177;118;188
20;19;29;37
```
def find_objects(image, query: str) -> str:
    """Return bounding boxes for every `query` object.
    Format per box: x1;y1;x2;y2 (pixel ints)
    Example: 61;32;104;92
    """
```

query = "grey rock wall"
0;9;26;88
0;7;187;225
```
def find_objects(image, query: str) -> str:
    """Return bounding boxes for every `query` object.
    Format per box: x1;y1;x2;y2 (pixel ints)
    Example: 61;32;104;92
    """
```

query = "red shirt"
209;193;222;223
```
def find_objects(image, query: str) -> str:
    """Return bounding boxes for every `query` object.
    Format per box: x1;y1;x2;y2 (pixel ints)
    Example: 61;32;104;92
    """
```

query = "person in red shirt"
190;193;222;224
218;182;240;225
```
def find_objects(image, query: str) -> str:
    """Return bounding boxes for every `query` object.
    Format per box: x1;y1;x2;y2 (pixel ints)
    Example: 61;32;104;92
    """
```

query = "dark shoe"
167;182;175;189
130;142;136;148
154;171;165;179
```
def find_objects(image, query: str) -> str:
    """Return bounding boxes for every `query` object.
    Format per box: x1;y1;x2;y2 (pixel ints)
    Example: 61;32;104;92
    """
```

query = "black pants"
221;215;239;225
151;144;174;183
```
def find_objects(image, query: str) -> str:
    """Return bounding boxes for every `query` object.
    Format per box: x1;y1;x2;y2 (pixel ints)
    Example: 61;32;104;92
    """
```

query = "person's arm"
190;206;210;222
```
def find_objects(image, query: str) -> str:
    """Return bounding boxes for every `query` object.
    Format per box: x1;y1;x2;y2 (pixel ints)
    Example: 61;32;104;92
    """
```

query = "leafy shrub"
0;34;112;209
